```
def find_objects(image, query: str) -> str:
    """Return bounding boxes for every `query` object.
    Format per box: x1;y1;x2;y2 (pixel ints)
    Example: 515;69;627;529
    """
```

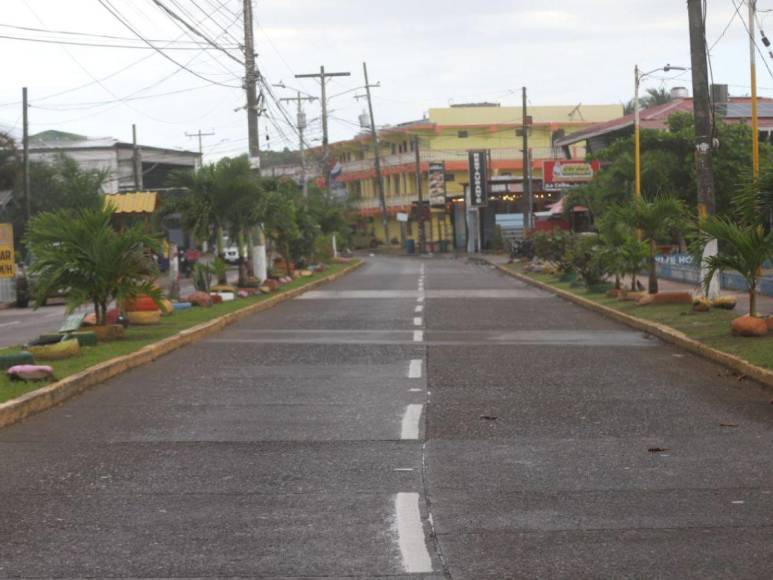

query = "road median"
493;260;773;390
0;260;363;429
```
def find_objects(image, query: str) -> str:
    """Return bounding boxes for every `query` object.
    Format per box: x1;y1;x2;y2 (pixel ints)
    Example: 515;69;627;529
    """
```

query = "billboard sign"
543;160;600;191
428;161;447;206
468;150;489;207
0;223;15;279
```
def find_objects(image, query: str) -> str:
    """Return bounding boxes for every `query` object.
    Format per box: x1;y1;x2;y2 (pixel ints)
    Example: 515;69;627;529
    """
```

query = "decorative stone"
185;292;213;307
731;315;768;337
126;310;162;325
7;364;54;381
712;295;738;310
636;294;655;306
259;285;272;294
692;297;711;312
651;292;693;305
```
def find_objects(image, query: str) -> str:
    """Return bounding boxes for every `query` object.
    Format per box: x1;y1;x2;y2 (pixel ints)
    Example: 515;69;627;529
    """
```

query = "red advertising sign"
543;160;600;190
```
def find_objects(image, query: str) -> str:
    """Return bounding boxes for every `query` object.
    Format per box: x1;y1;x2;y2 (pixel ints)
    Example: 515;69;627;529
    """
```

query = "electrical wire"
97;0;240;88
149;0;243;65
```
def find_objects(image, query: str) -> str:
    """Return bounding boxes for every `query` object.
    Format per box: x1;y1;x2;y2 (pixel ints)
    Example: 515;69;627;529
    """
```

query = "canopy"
104;191;157;214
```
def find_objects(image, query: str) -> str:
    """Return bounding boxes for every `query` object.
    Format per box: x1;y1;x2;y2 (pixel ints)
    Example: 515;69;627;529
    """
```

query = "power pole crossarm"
295;66;351;197
185;129;215;157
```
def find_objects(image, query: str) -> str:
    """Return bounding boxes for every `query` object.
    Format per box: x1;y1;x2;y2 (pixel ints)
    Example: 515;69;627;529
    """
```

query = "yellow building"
271;102;622;250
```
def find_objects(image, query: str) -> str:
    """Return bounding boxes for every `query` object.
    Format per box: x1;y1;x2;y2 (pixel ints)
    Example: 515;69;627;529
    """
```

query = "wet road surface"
1;256;772;579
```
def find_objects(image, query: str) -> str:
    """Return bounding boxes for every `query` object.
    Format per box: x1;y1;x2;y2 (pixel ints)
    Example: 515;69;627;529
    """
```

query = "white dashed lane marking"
408;359;423;379
393;492;434;573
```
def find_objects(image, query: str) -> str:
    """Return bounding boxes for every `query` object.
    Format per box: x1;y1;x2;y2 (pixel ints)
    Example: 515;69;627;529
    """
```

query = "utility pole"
749;0;760;177
22;87;30;222
242;0;266;282
414;134;426;254
294;66;351;192
280;92;316;200
132;124;142;191
359;62;389;245
185;129;215;156
522;86;533;229
687;0;719;298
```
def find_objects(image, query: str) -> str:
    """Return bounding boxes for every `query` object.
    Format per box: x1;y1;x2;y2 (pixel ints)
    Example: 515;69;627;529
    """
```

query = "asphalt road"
1;256;772;579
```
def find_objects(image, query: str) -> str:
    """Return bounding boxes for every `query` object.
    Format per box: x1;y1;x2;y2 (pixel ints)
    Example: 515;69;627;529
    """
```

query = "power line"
149;0;243;65
96;0;241;88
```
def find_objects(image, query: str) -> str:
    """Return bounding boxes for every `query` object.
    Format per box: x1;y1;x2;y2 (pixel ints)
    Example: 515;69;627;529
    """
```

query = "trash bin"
404;239;416;255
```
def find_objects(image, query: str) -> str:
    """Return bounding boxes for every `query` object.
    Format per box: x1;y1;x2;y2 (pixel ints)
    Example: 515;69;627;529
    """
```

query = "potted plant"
25;206;161;340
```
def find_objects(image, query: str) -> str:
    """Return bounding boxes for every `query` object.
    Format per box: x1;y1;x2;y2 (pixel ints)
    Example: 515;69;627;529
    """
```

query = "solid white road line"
409;388;423;392
414;305;423;313
408;359;423;379
0;321;20;328
400;404;423;440
393;492;434;573
413;330;423;342
413;317;422;326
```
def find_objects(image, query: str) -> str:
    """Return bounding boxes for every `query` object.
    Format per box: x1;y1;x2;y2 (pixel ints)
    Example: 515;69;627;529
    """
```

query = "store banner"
0;223;15;278
468;150;488;207
428;161;447;206
543;160;600;191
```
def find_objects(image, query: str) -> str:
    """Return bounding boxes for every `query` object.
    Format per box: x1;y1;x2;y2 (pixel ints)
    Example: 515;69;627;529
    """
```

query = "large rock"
731;315;768;337
185;292;213;307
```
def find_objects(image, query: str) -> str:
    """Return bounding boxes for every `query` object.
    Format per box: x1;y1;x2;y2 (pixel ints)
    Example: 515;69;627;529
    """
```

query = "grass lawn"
505;263;773;372
0;262;353;403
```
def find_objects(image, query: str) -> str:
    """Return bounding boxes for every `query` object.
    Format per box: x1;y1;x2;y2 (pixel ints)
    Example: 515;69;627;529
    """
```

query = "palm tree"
698;217;773;316
621;196;686;294
642;87;673;108
25;206;161;326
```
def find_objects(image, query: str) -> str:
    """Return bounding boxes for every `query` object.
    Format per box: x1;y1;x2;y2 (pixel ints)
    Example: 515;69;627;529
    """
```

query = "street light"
634;64;688;198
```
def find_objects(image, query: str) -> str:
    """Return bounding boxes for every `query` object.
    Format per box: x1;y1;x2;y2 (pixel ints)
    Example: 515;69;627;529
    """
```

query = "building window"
458;130;469;138
391;143;397;154
445;173;455;182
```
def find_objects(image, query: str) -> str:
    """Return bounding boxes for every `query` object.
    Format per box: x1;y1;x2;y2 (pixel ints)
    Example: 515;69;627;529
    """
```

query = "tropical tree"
642;87;673;108
698;218;773;316
597;212;647;290
619;196;686;294
25;206;161;326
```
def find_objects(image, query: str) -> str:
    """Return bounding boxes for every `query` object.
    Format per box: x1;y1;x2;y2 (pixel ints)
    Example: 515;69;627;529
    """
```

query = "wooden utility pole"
749;0;760;177
360;62;389;245
185;129;215;156
22;87;30;221
687;0;719;297
242;0;266;282
414;134;426;254
280;92;316;200
243;0;260;172
132;124;142;191
294;66;351;192
522;86;533;229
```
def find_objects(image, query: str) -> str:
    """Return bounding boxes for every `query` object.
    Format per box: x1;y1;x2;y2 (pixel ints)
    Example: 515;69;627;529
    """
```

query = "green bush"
565;233;607;287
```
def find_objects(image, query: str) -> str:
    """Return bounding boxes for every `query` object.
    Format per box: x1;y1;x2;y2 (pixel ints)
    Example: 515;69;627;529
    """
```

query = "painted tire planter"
0;352;35;370
66;331;99;347
90;325;125;341
173;302;193;311
123;295;159;312
7;365;54;381
28;338;80;361
213;292;235;302
159;299;174;316
126;310;162;326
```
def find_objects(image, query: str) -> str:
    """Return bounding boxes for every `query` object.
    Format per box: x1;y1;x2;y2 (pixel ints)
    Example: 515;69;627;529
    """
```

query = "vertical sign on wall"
0;223;15;279
428;161;447;206
468;150;488;207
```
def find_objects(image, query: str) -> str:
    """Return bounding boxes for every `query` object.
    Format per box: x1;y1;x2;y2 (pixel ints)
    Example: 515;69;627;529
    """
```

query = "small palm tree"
25;206;161;325
699;217;773;317
621;196;686;294
642;87;673;108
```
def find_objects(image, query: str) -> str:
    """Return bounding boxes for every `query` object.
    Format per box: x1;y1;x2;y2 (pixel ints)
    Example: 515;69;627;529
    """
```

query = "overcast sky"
0;1;768;160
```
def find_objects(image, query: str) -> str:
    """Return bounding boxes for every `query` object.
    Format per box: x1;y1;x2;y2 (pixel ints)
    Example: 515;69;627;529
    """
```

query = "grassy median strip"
503;263;773;371
0;262;351;403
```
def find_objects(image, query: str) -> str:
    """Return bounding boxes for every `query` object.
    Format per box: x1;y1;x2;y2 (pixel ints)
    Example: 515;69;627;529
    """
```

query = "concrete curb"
0;260;364;430
493;262;773;390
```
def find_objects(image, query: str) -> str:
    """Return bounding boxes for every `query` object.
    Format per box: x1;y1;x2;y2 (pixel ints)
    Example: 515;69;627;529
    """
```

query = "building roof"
29;130;200;157
555;97;773;148
104;191;157;214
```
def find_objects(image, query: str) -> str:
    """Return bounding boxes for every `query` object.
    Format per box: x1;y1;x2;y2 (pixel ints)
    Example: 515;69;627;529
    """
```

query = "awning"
104;191;157;214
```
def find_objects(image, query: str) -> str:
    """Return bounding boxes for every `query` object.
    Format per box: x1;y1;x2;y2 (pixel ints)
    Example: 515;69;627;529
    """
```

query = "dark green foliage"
25;206;161;325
